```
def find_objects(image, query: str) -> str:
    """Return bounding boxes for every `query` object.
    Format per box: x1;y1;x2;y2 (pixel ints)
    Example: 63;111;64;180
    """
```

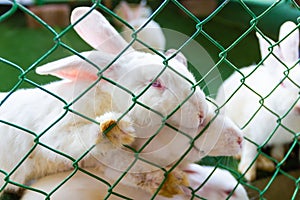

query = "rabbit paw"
96;113;135;147
158;169;190;197
239;162;256;181
256;155;275;172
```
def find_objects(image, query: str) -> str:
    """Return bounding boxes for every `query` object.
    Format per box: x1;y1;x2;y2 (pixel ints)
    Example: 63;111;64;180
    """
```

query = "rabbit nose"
237;136;243;147
198;111;205;125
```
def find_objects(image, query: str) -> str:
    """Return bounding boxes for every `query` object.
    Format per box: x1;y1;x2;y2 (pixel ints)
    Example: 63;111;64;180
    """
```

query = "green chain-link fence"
0;0;299;199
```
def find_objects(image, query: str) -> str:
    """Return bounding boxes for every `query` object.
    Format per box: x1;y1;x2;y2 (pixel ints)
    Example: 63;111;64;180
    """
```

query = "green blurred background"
1;0;299;93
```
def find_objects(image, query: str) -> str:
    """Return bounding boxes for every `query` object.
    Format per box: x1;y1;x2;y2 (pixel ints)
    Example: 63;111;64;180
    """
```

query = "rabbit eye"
151;79;164;89
224;189;235;197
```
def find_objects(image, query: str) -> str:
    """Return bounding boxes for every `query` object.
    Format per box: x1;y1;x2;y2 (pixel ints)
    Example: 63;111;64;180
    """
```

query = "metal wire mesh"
0;0;299;199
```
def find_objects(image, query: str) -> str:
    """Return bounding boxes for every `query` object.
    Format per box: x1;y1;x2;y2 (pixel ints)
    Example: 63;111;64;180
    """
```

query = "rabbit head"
184;99;243;161
256;21;300;86
70;7;208;132
36;7;209;166
182;164;249;200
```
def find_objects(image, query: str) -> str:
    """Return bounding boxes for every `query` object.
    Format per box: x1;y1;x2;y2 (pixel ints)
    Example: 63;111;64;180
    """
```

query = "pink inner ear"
55;69;98;82
120;1;132;21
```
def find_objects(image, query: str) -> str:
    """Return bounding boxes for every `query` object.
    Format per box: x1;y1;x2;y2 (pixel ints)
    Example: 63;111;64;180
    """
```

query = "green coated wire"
0;0;299;199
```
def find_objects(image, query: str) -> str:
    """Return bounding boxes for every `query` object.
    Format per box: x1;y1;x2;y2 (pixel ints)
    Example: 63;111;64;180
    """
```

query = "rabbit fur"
0;7;242;196
21;164;248;200
113;0;166;53
216;21;300;181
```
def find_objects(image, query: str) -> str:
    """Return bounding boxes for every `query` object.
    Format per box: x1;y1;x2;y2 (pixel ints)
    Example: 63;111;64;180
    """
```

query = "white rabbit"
0;7;243;197
70;6;242;161
216;21;300;181
183;97;243;160
113;0;166;53
21;164;248;200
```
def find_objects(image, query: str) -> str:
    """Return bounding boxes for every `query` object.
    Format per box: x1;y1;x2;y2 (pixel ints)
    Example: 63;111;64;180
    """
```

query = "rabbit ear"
165;49;188;67
36;51;115;82
135;0;147;19
279;21;299;62
71;7;134;54
256;32;280;66
119;1;134;21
